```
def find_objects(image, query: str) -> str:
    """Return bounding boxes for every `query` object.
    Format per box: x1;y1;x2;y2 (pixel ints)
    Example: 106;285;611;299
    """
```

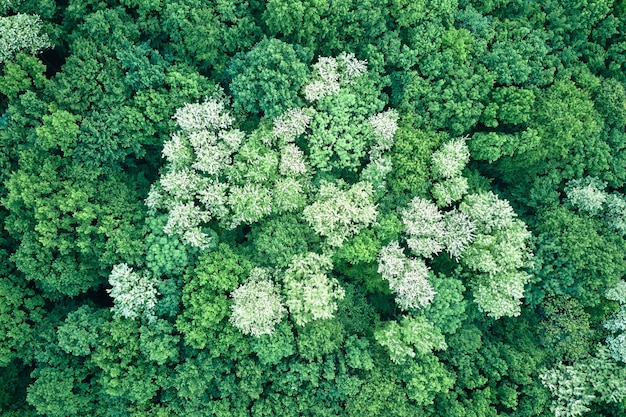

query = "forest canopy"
1;0;626;416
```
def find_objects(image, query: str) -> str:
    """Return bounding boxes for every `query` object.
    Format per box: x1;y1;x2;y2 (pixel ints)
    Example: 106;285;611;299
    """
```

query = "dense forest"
1;0;626;415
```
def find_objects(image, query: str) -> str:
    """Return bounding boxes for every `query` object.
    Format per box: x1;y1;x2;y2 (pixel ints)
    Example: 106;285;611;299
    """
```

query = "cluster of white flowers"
163;201;212;249
472;271;528;318
606;194;626;236
368;109;399;156
107;264;158;322
283;253;345;326
0;13;51;63
431;137;470;180
272;108;313;142
173;99;234;133
401;197;445;258
303;53;367;101
378;242;436;310
302;181;378;247
604;281;626;362
279;143;308;176
565;176;608;216
441;209;476;259
229;268;286;337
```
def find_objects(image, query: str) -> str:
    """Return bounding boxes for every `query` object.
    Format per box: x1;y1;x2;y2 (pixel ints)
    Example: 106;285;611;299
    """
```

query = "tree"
303;180;378;247
564;176;608;215
377;242;436;310
226;38;309;118
229;268;286;337
282;252;345;326
540;346;626;417
374;315;446;364
459;192;533;318
107;264;159;322
0;13;50;63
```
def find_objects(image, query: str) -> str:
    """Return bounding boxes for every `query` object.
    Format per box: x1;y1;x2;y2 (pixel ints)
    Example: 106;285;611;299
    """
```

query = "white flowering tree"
302;180;378;247
604;280;626;362
229;268;286;337
565;176;608;215
459;192;533;318
401;197;445;258
0;13;51;63
540;346;626;417
282;253;345;326
378;242;436;310
107;264;158;322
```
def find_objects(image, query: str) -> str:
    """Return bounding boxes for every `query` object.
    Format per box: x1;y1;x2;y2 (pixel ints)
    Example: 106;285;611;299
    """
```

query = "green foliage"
375;315;446;364
0;254;45;366
540;346;626;417
176;244;251;349
538;296;594;362
0;52;46;98
227;38;309;118
4;1;626;414
56;305;106;357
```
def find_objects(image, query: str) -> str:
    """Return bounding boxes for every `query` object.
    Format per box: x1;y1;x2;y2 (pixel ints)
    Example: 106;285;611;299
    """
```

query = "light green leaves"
283;253;345;326
375;315;446;364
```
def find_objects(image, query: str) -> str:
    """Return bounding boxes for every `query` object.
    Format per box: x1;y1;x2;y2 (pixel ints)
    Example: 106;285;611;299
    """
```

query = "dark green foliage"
226;38;309;118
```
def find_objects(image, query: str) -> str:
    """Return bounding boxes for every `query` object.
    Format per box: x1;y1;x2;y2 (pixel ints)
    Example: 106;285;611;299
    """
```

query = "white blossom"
377;242;436;310
0;13;51;63
107;264;158;322
162;133;192;167
145;184;164;215
401;197;445;258
187;130;218;151
230;272;286;337
431;137;470;180
283;253;345;326
273;177;305;213
337;52;368;82
303;181;378;247
181;228;214;250
441;209;476;259
192;144;233;176
565;177;608;216
273;108;313;142
394;259;436;309
304;79;340;101
315;56;340;84
196;180;229;220
432;176;469;207
163;201;208;237
377;242;407;278
368;109;399;151
280;143;308;176
606;194;626;235
218;129;245;151
227;183;273;228
159;168;202;202
173;99;233;133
